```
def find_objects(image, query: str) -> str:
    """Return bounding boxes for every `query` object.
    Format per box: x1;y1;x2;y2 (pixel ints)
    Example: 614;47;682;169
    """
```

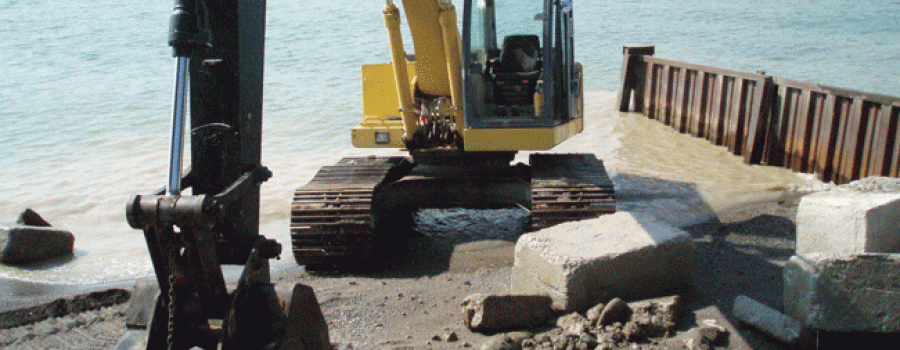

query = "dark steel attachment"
122;0;330;348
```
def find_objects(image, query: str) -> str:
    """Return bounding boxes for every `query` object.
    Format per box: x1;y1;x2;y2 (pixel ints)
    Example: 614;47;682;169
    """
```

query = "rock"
685;319;728;349
784;253;900;332
481;331;532;350
627;295;679;336
577;332;597;348
556;312;589;336
462;294;554;332
551;333;572;350
596;298;631;327
443;331;458;342
732;295;803;344
697;319;727;344
529;330;557;349
584;302;605;325
16;208;52;227
512;212;694;312
0;226;74;264
596;323;626;346
621;321;644;342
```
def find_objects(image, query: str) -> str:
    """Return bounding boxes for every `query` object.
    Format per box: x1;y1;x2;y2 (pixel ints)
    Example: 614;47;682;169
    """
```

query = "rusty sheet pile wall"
617;46;900;184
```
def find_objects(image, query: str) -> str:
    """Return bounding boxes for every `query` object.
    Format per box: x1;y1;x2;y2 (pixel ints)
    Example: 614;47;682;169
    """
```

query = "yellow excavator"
291;0;615;270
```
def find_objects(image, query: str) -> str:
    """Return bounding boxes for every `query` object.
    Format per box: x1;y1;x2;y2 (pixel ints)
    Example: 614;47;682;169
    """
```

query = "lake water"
1;0;897;290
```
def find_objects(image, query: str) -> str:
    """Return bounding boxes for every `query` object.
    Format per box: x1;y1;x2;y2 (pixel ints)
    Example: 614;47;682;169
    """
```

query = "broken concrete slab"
732;295;803;345
511;212;694;312
796;177;900;255
0;226;75;264
461;294;555;333
784;253;900;332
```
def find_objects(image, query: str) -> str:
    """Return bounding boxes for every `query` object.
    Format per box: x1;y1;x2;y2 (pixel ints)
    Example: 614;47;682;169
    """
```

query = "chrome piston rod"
166;56;190;196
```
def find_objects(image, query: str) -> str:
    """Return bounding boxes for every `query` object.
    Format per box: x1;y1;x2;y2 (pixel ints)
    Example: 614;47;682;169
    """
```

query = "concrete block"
783;253;900;332
732;295;803;345
512;212;694;312
796;178;900;255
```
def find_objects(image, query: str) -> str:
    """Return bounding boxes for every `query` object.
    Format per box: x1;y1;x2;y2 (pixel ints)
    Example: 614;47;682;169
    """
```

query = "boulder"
462;294;554;333
512;212;694;312
0;226;74;264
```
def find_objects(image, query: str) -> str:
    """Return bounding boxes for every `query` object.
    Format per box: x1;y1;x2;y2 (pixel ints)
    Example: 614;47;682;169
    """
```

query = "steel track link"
290;157;405;268
529;153;616;230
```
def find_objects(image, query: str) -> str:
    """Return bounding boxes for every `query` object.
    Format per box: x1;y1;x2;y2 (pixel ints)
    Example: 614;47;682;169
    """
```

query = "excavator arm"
381;0;465;148
121;0;330;349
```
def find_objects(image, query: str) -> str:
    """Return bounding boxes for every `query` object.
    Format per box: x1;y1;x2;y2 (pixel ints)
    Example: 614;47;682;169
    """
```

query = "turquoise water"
0;0;898;285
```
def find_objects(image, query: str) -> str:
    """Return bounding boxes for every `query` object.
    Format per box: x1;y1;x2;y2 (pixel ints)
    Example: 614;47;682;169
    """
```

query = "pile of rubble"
458;177;900;349
463;294;729;350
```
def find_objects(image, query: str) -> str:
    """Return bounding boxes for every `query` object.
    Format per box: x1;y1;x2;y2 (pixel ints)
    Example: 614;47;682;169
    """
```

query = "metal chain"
167;271;176;350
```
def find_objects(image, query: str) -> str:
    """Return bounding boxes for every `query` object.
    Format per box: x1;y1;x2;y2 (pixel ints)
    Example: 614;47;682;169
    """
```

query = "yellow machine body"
352;0;584;152
352;63;583;151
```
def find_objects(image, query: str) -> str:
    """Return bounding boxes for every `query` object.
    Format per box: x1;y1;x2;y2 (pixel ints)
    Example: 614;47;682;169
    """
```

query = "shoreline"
0;194;812;349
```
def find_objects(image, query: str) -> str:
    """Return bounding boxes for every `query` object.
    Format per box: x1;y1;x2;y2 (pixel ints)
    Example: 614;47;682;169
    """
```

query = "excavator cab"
463;0;581;130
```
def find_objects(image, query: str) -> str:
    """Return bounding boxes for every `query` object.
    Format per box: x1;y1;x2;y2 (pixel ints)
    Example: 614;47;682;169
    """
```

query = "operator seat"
493;34;541;106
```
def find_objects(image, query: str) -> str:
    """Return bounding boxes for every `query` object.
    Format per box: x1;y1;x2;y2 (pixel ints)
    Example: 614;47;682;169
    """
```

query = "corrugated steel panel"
618;47;900;184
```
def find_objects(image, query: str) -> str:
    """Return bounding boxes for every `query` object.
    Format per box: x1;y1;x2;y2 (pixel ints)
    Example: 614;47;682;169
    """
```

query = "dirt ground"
0;191;820;350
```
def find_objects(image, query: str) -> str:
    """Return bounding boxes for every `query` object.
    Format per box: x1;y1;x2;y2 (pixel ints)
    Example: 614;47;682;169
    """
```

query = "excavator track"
290;157;406;269
529;153;616;230
291;154;615;269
